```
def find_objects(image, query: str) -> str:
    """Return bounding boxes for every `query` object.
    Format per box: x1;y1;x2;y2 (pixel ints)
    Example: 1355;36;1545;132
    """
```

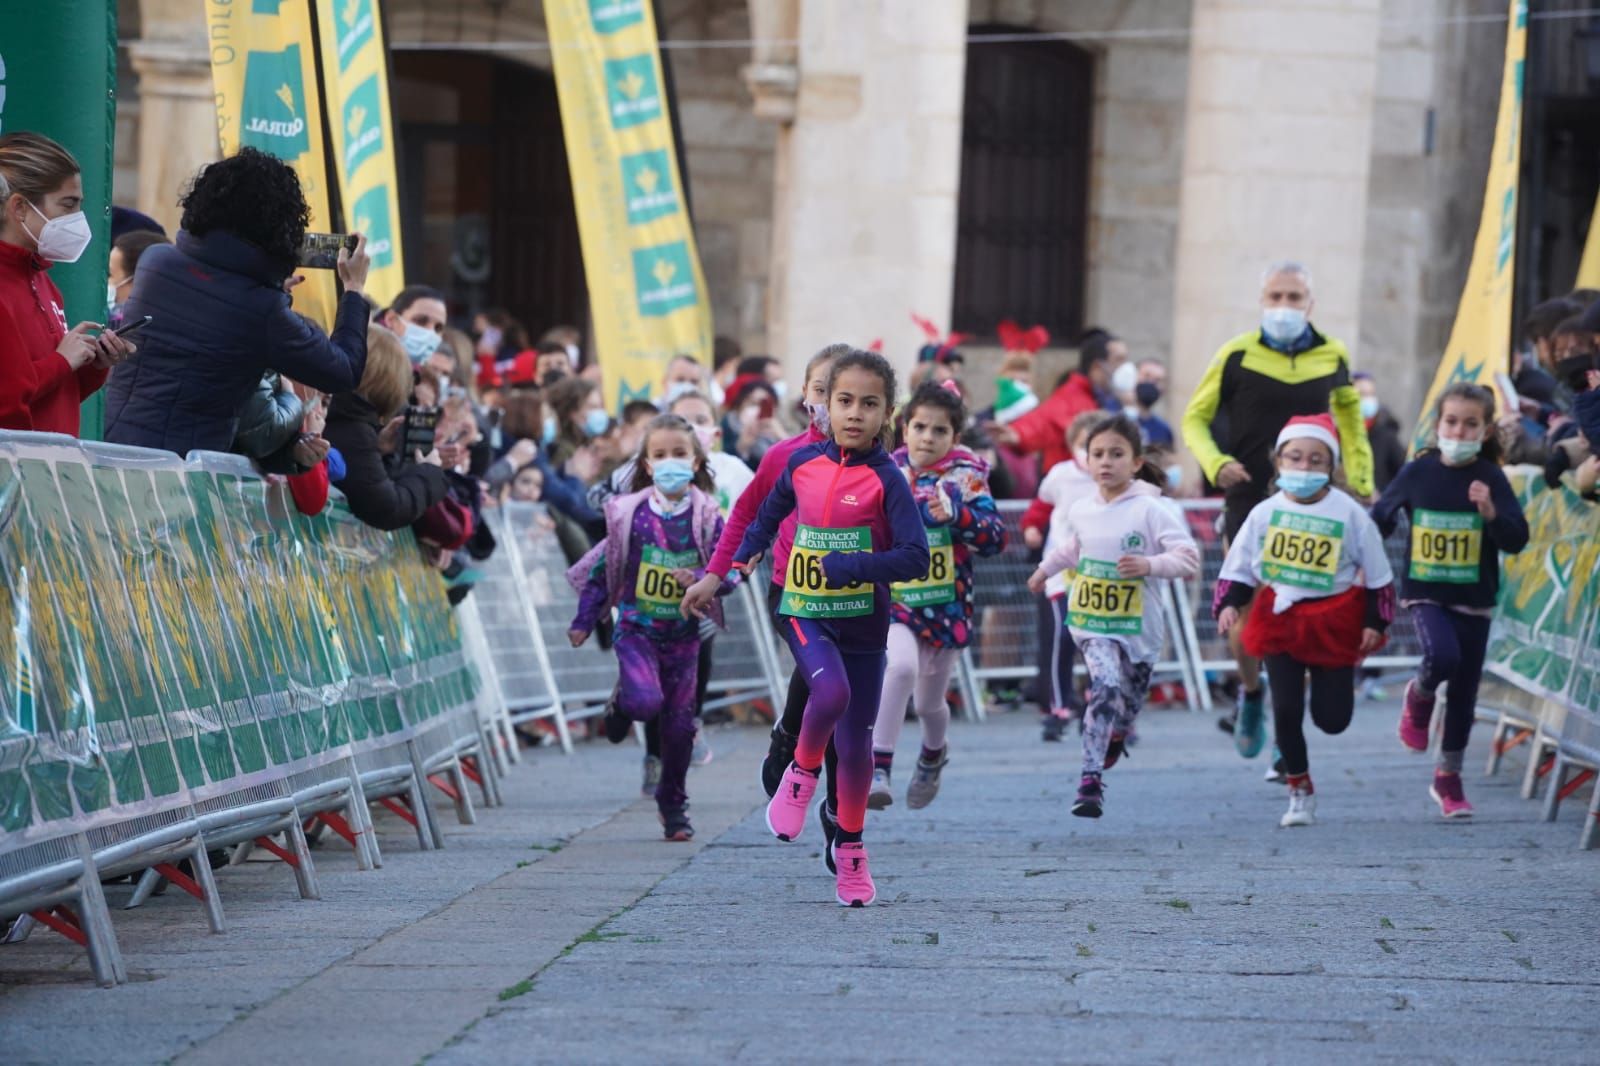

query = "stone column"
128;0;219;235
1168;0;1382;457
763;0;968;383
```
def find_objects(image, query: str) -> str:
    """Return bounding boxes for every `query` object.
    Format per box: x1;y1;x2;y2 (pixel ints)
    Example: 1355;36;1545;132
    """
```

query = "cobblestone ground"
2;701;1597;1065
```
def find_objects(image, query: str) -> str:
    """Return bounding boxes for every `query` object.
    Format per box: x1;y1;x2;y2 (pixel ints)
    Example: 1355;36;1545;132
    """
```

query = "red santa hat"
1276;414;1340;464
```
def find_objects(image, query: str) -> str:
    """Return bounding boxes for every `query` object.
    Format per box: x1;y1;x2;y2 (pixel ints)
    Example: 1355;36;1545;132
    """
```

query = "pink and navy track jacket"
733;439;930;644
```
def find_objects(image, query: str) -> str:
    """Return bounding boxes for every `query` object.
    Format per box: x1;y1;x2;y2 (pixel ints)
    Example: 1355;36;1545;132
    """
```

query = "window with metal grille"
951;27;1093;340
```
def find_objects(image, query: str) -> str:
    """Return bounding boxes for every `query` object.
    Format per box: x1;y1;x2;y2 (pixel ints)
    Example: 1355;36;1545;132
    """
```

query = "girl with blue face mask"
1214;414;1396;831
567;414;736;842
1370;384;1528;820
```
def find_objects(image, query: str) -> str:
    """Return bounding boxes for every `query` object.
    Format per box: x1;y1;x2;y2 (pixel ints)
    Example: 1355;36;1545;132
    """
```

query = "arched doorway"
392;52;587;336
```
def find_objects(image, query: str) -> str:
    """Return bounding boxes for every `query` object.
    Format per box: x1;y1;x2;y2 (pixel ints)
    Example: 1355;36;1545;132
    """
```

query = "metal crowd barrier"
475;503;784;745
0;432;489;984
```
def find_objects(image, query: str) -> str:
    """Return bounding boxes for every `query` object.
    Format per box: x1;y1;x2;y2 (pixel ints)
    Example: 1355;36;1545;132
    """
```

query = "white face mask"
692;423;719;454
1438;436;1483;465
24;201;93;264
1073;448;1090;469
401;321;441;363
1110;361;1138;395
1261;307;1308;345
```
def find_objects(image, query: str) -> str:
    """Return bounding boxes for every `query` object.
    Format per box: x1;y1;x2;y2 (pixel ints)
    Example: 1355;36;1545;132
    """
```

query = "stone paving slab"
436;705;1600;1066
3;702;1598;1065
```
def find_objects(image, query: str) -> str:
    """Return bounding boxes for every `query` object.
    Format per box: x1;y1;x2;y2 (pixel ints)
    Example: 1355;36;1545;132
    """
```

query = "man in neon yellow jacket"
1182;261;1373;759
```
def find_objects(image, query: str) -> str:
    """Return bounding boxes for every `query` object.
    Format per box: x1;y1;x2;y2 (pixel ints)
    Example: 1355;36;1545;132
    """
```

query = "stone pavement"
2;702;1598;1065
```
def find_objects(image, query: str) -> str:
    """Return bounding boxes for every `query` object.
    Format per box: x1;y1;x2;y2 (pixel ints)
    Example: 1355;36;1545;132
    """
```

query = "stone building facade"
113;0;1513;432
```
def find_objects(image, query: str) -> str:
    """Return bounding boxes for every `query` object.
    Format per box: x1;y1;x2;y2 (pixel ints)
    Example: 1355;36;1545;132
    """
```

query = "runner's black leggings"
1263;654;1355;777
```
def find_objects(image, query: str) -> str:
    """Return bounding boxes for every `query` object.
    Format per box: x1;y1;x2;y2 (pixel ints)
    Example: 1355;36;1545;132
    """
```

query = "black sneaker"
1071;773;1104;818
1216;712;1236;736
761;724;798;798
603;700;632;744
1042;712;1070;743
660;805;694;842
818;801;838;874
1104;733;1129;771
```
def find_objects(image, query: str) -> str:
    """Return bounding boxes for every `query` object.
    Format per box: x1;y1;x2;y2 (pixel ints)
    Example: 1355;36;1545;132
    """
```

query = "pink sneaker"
1398;681;1434;753
1429;772;1474;818
832;841;876;907
766;762;819;841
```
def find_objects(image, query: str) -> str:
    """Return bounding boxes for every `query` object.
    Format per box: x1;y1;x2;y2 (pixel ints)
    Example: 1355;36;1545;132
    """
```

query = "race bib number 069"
1260;510;1344;592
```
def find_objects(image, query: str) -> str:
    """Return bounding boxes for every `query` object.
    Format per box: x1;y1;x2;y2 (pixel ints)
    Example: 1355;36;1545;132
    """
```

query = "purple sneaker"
766;762;819;841
1398;680;1434;753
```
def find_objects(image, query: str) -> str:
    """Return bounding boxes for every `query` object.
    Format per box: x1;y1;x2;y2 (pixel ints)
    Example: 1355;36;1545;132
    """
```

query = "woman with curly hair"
104;147;372;455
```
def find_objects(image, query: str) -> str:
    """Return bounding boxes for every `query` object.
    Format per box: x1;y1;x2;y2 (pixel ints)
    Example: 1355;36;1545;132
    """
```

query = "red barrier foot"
378;796;419;828
427;774;460;801
153;862;206;902
29;905;86;947
252;835;300;868
1558;768;1596;801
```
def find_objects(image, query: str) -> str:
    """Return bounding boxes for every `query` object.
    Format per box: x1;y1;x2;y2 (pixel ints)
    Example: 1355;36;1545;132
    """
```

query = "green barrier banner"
0;1;119;439
1487;469;1600;706
0;437;474;855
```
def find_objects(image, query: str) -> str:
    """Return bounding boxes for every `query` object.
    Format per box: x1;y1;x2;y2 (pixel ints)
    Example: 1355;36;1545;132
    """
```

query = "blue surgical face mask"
1277;468;1330;499
651;457;695;495
401;321;441;363
1438;436;1482;465
541;416;557;446
1164;464;1183;492
1261;307;1308;345
1359;396;1380;420
583;407;611;438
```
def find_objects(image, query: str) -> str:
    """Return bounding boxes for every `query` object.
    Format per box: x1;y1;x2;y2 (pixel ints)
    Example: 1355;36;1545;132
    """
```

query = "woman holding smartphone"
103;147;372;457
0;131;136;436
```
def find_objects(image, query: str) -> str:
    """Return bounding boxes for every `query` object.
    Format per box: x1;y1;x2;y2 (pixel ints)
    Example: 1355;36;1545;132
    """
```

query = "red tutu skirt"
1241;585;1384;669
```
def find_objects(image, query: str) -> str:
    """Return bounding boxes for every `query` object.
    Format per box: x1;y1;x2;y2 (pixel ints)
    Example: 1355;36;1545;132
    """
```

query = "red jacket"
0;240;107;435
1008;372;1098;473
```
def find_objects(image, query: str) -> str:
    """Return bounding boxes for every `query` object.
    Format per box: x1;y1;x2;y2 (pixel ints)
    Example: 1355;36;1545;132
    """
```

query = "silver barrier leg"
1159;582;1201;713
405;739;444;850
284;813;321;900
498;518;576;755
742;579;786;711
1171;580;1213;713
441;750;478;827
126;869;164;910
1542;751;1568;822
344;761;382;869
1521;721;1553;801
76;837;126;986
957;649;986;723
188;836;227;935
1582;778;1600;850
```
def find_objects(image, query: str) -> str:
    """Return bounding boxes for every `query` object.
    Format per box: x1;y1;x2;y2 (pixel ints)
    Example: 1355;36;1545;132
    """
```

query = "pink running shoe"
1398;680;1434;753
1429;772;1474;818
766;762;819;841
833;841;876;907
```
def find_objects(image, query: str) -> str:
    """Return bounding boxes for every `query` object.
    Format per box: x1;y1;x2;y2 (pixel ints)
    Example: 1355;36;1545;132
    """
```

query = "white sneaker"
867;766;894;810
1280;785;1316;828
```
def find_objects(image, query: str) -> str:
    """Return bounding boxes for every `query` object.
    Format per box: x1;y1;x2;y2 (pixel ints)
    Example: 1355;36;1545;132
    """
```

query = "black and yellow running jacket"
1181;327;1375;498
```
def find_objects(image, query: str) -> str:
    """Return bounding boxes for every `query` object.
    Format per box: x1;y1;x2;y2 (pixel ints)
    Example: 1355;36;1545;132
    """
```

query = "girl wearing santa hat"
1213;414;1395;828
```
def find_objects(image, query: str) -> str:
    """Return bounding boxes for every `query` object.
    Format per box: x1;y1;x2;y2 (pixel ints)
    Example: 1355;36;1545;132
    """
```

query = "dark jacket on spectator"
103;229;369;456
1367;408;1407;491
323;391;448;531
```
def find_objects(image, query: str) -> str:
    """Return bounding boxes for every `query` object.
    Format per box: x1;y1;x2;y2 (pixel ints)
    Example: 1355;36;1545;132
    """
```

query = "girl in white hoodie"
1028;415;1200;818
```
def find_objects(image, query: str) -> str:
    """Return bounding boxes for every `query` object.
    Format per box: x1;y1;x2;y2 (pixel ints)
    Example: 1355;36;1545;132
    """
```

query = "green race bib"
891;526;955;607
1261;510;1344;592
1409;509;1482;584
1066;558;1144;636
781;524;873;618
634;545;698;620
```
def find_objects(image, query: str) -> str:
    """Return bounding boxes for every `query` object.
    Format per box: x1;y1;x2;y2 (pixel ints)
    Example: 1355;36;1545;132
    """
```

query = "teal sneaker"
1235;688;1267;759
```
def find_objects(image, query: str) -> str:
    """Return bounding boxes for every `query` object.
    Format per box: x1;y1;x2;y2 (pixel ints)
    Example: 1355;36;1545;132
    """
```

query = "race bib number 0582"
1260;510;1344;592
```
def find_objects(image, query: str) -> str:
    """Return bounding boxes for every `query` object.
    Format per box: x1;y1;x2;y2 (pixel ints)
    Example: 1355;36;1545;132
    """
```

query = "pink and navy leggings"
780;615;887;835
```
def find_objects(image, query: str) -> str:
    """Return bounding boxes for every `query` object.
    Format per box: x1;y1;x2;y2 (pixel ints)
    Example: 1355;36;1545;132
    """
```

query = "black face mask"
1135;382;1161;408
1555;353;1597;393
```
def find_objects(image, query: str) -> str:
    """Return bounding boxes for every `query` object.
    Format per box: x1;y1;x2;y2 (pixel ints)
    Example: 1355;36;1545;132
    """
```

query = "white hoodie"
1039;479;1201;664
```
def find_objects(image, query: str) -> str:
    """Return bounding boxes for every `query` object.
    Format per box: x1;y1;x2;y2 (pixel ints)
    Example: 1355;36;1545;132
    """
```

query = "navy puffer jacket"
103;229;368;456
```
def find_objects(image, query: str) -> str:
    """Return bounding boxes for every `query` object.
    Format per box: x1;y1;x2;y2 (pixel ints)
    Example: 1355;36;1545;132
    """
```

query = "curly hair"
179;147;309;274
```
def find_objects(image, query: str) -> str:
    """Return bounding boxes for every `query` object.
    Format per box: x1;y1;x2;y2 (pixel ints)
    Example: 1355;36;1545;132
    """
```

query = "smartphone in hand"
111;315;153;339
403;404;441;458
298;232;358;270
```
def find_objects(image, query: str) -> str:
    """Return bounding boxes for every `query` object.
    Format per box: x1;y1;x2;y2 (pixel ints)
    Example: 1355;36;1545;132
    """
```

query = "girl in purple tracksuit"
568;414;735;841
731;349;930;907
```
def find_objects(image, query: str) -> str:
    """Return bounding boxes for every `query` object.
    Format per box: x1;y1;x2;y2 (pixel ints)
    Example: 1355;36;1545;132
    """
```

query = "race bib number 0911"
1260;510;1343;592
782;524;873;619
1409;509;1482;584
